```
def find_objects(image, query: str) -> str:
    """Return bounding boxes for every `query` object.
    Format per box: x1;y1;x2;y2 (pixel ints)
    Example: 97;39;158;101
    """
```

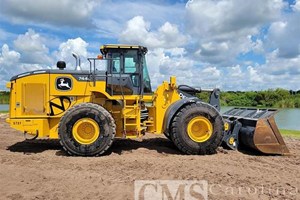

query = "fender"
162;97;201;136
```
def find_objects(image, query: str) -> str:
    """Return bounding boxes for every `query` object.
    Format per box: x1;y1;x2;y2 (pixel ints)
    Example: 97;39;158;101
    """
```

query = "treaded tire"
58;103;116;156
170;102;224;155
164;132;172;140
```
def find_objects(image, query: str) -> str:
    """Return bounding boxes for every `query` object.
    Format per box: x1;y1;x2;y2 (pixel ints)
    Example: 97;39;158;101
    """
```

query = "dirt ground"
0;115;299;200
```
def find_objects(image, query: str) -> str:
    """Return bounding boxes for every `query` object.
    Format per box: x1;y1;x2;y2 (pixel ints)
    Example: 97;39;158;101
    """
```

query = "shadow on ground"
7;139;61;154
7;137;182;156
109;137;181;155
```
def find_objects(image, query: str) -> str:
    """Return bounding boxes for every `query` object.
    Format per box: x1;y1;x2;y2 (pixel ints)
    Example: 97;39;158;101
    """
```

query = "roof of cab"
100;44;147;54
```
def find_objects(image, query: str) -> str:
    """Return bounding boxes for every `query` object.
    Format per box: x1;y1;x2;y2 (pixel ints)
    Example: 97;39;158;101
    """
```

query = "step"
125;123;138;126
124;115;137;119
124;105;137;108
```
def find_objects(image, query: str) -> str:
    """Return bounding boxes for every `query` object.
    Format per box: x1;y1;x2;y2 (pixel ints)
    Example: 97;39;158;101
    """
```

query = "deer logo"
56;77;72;91
58;78;70;89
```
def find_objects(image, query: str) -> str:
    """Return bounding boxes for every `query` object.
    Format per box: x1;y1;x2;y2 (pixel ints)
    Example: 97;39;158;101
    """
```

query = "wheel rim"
187;116;213;142
72;118;100;145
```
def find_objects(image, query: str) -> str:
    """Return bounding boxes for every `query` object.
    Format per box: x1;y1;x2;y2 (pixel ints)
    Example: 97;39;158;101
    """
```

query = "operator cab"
100;45;152;95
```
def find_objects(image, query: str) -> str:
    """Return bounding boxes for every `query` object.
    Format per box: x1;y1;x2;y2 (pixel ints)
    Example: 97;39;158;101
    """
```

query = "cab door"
106;49;142;95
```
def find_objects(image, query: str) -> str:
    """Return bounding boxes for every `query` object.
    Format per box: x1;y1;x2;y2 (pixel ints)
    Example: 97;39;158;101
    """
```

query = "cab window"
142;56;152;93
111;53;120;73
124;50;138;74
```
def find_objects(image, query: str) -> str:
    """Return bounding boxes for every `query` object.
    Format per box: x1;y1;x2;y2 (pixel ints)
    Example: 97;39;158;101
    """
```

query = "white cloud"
185;0;285;64
1;0;300;91
267;13;300;58
256;1;300;90
158;22;187;47
202;66;221;78
13;29;52;64
117;7;299;91
247;66;263;83
165;48;186;57
293;0;300;11
93;1;184;38
146;48;222;89
57;38;89;60
119;16;187;49
186;0;284;38
146;48;193;88
0;31;92;90
251;39;264;54
0;44;20;68
230;65;244;78
0;44;46;90
54;37;90;70
263;49;300;77
0;0;98;28
14;29;47;53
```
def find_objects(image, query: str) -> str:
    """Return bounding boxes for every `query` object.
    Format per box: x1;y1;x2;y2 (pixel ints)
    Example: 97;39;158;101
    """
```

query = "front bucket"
223;108;289;155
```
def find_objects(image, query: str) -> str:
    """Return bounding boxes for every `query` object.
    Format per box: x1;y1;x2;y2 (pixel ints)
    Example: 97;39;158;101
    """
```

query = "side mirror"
57;61;66;70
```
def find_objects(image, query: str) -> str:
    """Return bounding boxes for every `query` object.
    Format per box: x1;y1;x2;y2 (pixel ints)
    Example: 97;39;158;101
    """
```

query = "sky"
0;0;299;91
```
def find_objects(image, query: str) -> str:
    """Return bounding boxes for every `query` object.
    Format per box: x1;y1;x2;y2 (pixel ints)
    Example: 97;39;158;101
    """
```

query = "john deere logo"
56;77;72;91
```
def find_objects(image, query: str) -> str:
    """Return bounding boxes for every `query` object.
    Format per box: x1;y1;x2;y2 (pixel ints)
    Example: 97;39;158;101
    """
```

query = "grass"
280;129;300;139
0;110;8;113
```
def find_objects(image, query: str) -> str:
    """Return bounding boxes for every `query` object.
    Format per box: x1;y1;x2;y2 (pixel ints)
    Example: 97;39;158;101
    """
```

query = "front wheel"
58;103;116;156
170;102;224;155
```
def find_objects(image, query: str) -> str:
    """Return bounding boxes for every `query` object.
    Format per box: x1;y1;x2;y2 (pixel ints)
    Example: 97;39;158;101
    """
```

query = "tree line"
0;91;9;104
199;88;300;108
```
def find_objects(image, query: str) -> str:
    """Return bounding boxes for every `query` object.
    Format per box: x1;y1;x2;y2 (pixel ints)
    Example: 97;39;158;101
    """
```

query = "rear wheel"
170;102;224;155
58;103;116;156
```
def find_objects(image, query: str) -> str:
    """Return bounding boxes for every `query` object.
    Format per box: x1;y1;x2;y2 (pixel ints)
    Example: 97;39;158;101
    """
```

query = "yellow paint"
147;77;181;134
122;97;141;138
6;46;184;140
101;44;142;50
7;70;183;140
49;118;60;139
228;137;235;145
9;118;49;137
224;122;230;131
187;116;213;142
72;118;100;145
6;82;11;89
22;83;47;115
170;76;176;88
13;74;50;118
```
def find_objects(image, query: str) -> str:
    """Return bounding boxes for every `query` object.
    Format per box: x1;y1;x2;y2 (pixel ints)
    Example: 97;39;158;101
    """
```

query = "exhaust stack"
72;52;82;71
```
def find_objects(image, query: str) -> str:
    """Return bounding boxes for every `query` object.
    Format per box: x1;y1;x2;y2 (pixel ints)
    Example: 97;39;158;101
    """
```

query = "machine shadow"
7;137;182;156
107;137;182;155
7;138;276;156
7;139;61;154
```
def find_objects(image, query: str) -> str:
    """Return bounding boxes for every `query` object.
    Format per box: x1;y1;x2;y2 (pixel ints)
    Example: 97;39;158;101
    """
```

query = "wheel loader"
5;44;289;156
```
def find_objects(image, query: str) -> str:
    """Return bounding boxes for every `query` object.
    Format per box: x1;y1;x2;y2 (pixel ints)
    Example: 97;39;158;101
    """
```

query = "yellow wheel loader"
5;45;289;156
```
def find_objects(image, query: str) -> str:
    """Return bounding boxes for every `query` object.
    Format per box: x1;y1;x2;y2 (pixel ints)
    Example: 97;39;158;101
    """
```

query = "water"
273;109;300;131
221;106;300;131
0;104;8;111
0;104;299;130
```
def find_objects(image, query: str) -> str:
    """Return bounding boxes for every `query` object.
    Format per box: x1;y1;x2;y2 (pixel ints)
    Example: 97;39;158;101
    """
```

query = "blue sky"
0;0;299;91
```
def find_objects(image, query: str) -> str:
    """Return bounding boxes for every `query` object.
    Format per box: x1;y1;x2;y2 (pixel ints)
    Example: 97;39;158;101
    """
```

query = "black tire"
58;103;116;156
170;102;224;155
164;132;172;140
